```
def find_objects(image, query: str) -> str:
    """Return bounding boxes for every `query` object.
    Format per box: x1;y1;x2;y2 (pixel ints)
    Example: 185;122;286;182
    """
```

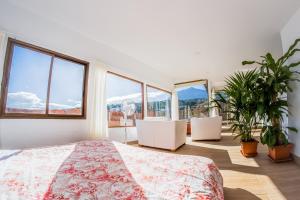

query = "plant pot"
268;143;293;162
240;140;258;157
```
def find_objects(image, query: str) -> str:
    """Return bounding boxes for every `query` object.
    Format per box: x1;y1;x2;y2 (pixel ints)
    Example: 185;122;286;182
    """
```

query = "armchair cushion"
136;120;187;150
191;116;222;140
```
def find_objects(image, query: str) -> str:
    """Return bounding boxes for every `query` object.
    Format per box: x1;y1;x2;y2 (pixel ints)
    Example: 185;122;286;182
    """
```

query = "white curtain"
171;90;179;120
88;61;108;139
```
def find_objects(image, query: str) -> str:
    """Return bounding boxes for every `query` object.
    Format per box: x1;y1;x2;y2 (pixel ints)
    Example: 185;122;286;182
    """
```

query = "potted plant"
242;38;300;161
213;70;260;157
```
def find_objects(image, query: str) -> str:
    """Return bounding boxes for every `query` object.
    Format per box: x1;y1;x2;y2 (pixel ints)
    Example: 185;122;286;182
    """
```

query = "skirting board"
126;140;138;145
292;153;300;166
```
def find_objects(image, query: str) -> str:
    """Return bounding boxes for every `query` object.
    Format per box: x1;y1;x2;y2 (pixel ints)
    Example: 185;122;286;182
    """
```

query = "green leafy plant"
242;39;300;147
213;70;259;142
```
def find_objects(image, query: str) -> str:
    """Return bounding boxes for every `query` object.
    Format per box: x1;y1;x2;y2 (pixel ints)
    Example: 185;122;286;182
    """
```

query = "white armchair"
136;120;187;151
191;116;222;140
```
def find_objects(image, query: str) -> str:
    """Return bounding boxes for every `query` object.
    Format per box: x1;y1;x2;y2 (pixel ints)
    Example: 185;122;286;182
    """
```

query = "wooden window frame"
146;84;172;118
175;79;208;90
107;71;144;128
146;84;172;96
0;38;89;119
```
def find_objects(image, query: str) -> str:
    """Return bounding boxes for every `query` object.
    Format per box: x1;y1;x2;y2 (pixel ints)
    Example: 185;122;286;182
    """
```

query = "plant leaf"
242;61;255;65
287;126;298;133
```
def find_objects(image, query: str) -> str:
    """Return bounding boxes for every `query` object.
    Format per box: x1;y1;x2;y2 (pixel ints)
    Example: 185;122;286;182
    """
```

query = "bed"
0;139;223;200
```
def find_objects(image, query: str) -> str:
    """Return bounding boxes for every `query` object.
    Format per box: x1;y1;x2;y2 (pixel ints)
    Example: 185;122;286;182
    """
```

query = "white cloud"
67;99;81;104
7;92;44;109
7;91;81;110
49;103;73;109
107;92;171;104
107;93;142;104
67;99;82;108
8;92;41;104
147;91;170;102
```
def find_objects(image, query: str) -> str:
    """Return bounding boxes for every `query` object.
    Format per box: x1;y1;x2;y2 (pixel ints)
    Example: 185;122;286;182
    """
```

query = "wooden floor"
132;132;300;200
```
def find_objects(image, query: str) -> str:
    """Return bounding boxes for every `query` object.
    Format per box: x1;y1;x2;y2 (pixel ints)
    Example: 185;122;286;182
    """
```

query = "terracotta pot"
268;143;293;161
240;140;258;157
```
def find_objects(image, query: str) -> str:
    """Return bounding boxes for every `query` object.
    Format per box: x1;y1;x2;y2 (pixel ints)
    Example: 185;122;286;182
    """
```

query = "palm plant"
213;70;259;142
242;38;300;147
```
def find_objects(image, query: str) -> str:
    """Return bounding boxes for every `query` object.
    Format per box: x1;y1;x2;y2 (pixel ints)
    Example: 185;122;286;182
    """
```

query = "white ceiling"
2;0;300;84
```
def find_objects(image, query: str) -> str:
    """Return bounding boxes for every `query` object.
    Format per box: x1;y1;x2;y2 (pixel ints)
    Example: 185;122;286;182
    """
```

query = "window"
175;80;209;120
0;38;89;118
5;45;51;114
146;85;171;119
213;88;229;121
48;58;85;115
106;72;143;127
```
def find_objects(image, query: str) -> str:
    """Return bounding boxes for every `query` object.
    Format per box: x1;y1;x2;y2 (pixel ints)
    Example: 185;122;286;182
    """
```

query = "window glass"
48;58;85;115
6;45;51;114
146;86;171;119
1;39;88;118
106;73;143;127
214;90;229;121
176;83;209;120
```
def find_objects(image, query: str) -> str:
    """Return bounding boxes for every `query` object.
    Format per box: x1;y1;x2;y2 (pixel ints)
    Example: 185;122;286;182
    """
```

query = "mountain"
177;87;208;100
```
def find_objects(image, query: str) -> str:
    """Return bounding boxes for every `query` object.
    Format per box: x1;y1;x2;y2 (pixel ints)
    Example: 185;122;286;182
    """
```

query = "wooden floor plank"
131;133;300;200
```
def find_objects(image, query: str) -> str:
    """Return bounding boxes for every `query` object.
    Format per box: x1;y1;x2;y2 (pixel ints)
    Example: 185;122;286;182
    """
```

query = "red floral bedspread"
0;140;223;200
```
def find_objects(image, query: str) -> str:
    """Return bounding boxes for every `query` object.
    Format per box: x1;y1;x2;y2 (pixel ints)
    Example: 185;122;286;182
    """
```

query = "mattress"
0;139;223;200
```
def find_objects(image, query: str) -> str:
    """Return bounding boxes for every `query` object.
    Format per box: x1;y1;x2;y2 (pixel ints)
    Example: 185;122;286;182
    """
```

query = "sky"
106;73;141;98
6;45;84;110
106;73;207;104
106;73;142;104
147;86;171;102
106;73;172;104
176;84;206;92
49;58;84;109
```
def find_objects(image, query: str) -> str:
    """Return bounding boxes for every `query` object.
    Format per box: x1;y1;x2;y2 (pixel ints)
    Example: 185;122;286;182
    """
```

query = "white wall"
281;7;300;157
0;119;89;149
0;3;173;148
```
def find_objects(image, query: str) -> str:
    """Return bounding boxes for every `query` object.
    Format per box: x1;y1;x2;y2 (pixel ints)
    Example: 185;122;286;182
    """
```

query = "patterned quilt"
0;139;223;200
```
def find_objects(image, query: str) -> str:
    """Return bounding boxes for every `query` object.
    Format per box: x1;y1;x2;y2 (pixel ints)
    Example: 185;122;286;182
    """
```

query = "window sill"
108;125;136;128
0;114;86;119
